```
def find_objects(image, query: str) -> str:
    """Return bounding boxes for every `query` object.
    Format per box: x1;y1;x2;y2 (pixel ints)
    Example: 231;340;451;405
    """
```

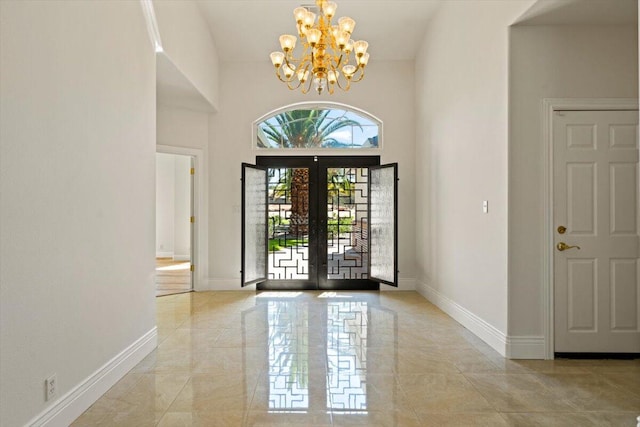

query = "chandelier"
269;0;370;95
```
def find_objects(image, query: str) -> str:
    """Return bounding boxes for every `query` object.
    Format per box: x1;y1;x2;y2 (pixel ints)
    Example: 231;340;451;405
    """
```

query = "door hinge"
190;168;195;175
190;216;195;223
190;264;195;272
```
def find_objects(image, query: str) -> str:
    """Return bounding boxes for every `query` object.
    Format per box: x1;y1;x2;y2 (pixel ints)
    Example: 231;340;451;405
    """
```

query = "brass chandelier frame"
270;0;369;95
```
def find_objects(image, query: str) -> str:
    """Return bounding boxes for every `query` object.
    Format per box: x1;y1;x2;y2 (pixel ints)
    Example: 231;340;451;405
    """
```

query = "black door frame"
256;155;380;291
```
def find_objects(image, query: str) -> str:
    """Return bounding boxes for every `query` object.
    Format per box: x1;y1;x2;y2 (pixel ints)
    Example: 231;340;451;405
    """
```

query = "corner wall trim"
416;280;507;357
506;336;546;359
27;327;158;427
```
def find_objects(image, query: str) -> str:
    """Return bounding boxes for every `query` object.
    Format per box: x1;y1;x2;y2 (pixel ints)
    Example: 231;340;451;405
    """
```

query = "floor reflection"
327;301;368;412
72;291;640;426
255;293;396;416
267;300;309;411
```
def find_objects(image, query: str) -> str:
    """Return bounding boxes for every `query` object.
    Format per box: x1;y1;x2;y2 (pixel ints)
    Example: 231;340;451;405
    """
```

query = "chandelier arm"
286;79;304;91
282;45;313;71
332;71;351;91
275;69;292;83
275;66;301;84
301;75;313;94
350;67;365;83
283;53;304;66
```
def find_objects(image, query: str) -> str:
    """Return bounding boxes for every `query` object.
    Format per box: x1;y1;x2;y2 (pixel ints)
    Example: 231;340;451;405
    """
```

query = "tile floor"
155;258;192;297
72;291;640;426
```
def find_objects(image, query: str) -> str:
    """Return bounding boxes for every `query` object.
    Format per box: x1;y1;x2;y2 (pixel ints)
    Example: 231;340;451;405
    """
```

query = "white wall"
156;153;192;259
207;60;416;290
414;0;533;354
508;25;638;342
156;153;176;256
153;0;220;110
157;105;209;150
0;1;156;426
174;155;192;260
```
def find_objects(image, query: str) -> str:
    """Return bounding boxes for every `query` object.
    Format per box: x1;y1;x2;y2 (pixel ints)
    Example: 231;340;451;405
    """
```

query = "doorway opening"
155;152;194;296
242;156;397;291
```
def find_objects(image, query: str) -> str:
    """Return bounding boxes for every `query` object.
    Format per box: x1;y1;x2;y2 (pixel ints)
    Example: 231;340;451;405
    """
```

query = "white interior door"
554;109;640;353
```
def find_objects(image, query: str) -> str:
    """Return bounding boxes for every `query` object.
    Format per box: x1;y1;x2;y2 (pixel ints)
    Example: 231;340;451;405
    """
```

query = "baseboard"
506;336;546;359
155;252;173;258
381;278;416;291
416;280;507;357
172;254;190;261
27;327;158;427
197;278;415;292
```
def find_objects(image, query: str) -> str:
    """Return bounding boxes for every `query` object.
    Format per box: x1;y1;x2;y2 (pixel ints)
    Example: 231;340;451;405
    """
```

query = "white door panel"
554;110;640;353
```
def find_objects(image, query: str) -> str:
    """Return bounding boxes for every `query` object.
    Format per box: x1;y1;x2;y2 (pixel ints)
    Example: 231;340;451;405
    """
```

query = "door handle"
557;242;580;251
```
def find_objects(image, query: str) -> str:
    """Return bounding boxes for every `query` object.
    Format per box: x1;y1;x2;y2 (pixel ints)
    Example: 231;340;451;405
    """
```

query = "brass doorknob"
557;242;580;251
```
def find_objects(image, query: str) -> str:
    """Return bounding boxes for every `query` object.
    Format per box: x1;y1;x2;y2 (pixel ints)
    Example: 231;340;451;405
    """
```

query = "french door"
242;156;397;290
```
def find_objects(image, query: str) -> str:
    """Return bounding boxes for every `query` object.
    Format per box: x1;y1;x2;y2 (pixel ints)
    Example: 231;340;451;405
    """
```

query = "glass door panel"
326;168;369;280
369;163;398;287
257;156;319;290
267;167;310;280
241;163;268;286
318;156;380;291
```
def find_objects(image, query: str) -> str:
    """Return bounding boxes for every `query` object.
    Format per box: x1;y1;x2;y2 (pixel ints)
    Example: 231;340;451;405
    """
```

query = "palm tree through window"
255;106;380;236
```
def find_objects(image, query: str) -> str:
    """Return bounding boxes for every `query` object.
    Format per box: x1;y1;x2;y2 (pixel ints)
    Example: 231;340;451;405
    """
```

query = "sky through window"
256;108;380;149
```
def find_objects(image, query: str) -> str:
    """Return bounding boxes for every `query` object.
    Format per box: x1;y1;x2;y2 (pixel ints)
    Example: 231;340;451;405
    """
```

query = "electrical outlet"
45;374;56;401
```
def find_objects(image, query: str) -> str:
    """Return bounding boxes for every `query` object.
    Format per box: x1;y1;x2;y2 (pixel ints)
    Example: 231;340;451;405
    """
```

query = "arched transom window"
255;103;381;150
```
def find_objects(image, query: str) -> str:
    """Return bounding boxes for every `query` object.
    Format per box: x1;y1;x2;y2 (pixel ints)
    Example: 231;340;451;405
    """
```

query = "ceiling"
157;53;217;112
196;0;442;62
159;0;638;111
515;0;637;26
196;0;637;63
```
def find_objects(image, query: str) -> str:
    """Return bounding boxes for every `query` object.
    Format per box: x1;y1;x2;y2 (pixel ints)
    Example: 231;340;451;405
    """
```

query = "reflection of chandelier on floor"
270;0;370;95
